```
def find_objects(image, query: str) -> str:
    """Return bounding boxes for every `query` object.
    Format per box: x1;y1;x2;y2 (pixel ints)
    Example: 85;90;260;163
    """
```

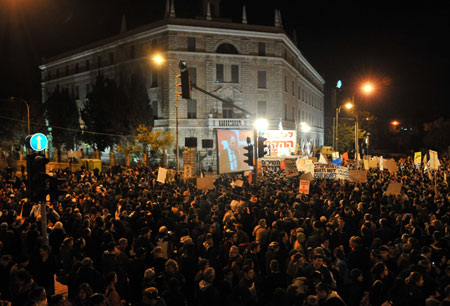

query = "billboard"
260;130;297;157
216;129;254;174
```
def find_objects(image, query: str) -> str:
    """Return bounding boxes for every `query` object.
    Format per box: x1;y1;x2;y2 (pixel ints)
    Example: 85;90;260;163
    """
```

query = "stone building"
39;0;325;169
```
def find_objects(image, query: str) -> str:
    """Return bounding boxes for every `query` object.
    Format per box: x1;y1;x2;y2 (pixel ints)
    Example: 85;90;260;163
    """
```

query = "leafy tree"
136;124;174;164
116;138;141;167
123;70;153;131
45;86;80;152
81;75;128;151
328;122;366;154
423;118;450;152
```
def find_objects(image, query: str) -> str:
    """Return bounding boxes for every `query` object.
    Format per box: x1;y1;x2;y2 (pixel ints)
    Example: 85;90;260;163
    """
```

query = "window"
231;65;239;83
97;56;102;68
74;86;79;100
216;64;239;83
187;37;196;51
75;63;79;73
223;100;233;118
151;100;158;118
85;84;91;98
258;101;267;116
292;81;295;96
65;66;69;76
185;137;197;148
292;107;295;120
86;60;90;70
216;43;238;54
109;52;114;65
284;104;287;120
202;139;213;149
297;86;300;99
216;64;224;83
151;70;158;87
284;76;287;92
130;45;135;59
47;71;51;80
257;71;266;88
258;42;265;56
188;67;197;85
187;99;197;119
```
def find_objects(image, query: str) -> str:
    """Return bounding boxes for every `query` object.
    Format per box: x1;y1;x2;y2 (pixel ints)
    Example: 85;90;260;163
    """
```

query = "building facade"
39;1;325;169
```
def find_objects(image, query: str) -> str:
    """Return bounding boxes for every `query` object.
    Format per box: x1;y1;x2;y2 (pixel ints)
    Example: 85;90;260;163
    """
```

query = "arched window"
216;43;239;54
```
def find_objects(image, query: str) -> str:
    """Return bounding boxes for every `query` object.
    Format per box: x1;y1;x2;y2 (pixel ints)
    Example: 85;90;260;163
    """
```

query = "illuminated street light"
254;118;268;131
152;54;164;65
391;120;400;126
362;83;374;93
300;122;311;132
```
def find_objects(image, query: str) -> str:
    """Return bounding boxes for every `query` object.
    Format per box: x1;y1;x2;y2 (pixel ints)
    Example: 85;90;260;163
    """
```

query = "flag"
342;152;348;161
278;118;283;131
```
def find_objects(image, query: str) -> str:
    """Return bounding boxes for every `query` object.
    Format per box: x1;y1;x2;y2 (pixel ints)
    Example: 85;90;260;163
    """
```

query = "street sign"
29;133;48;151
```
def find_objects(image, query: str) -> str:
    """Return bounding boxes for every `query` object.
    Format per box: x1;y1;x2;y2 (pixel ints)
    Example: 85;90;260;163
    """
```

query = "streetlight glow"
300;122;311;132
391;120;400;126
362;83;374;93
152;54;164;65
254;118;268;131
344;102;353;110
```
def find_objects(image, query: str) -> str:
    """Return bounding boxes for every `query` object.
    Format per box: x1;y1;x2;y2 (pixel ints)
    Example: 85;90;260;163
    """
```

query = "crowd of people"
0;156;449;306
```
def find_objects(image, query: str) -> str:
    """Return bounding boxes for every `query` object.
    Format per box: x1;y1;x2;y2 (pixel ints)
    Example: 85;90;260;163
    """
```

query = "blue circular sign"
29;133;48;151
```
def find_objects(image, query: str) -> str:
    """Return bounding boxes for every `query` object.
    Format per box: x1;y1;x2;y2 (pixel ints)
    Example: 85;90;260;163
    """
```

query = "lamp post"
151;54;181;173
352;83;374;168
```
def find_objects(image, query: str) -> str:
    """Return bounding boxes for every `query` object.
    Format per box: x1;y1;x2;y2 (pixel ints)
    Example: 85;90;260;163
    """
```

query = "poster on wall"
216;129;254;174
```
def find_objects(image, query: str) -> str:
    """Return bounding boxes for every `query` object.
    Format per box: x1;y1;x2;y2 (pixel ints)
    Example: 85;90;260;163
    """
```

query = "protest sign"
314;163;337;179
349;170;367;183
284;159;299;177
300;172;314;181
414;152;422;165
336;166;349;180
299;180;310;194
157;167;167;183
197;177;216;190
429;150;439;170
385;182;402;195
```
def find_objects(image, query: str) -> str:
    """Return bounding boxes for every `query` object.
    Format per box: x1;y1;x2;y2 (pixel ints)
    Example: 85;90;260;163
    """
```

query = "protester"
0;155;448;306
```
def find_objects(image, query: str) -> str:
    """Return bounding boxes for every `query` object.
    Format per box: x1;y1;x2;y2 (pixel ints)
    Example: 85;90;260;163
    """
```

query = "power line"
0;115;134;138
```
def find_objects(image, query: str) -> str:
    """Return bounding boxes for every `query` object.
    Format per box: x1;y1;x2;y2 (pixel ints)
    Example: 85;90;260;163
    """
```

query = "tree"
327;122;366;154
122;70;153;131
81;75;128;151
45;86;80;154
136;124;174;165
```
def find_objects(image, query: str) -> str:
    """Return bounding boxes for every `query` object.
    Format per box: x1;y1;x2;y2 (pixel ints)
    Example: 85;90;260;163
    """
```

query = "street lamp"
335;102;353;152
151;53;181;173
352;82;374;167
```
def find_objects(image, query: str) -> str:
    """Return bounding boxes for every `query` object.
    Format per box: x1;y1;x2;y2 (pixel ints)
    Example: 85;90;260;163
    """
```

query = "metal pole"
335;107;340;152
353;94;359;168
253;129;258;186
176;76;180;174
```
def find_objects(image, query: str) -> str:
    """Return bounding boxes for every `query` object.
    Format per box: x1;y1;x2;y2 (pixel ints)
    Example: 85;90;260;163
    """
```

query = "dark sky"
1;0;449;127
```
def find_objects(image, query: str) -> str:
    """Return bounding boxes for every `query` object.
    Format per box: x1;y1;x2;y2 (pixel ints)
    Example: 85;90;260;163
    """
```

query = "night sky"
1;0;449;128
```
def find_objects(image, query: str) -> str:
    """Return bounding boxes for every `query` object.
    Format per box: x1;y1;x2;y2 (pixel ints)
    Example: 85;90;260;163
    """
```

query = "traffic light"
243;137;253;167
27;153;49;202
257;136;268;158
178;61;192;99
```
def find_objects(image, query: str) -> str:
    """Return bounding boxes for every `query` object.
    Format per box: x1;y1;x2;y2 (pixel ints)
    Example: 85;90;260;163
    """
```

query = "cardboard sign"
429;150;439;170
385;182;402;195
349;170;368;183
300;172;314;181
385;159;399;173
197;177;216;190
157;167;167;184
299;180;310;194
233;179;244;187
